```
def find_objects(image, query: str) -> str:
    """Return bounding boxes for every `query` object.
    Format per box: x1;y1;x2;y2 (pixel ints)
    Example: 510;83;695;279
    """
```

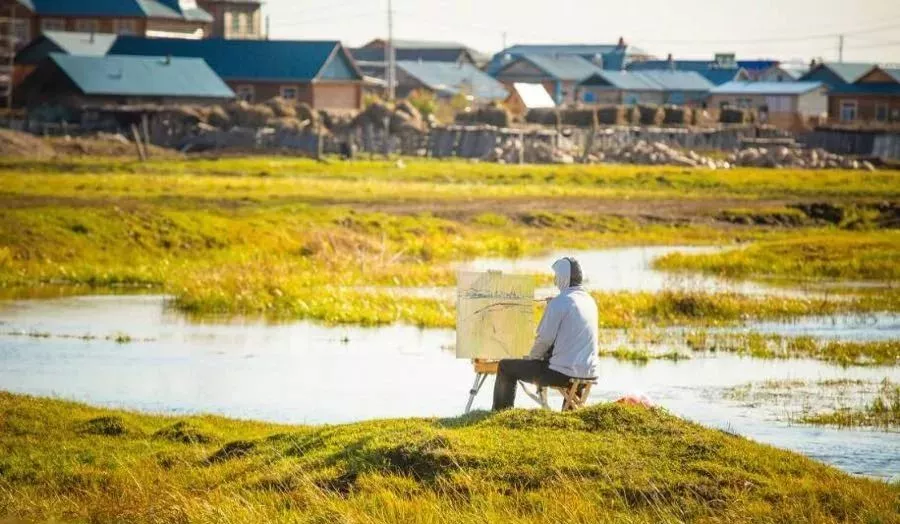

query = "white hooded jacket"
528;258;599;379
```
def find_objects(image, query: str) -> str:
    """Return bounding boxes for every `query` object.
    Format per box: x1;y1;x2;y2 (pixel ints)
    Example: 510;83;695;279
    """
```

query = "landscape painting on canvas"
456;271;535;359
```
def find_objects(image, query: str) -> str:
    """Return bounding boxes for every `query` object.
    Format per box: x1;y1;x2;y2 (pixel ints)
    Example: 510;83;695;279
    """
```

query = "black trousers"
492;359;573;411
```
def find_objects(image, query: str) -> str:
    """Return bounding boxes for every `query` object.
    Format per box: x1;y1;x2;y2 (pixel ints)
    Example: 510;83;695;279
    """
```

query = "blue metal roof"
507;54;602;82
801;63;875;84
485;43;646;74
109;37;361;82
580;70;712;91
15;31;116;64
48;53;234;98
736;60;778;72
830;83;900;95
351;47;468;64
627;60;748;85
23;0;212;22
710;81;824;95
396;60;508;101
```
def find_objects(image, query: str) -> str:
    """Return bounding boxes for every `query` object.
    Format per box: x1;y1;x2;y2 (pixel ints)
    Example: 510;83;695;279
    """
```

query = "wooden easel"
463;359;597;413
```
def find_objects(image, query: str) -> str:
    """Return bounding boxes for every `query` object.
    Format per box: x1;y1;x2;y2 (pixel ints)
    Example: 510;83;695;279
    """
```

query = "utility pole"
386;0;395;101
838;34;844;63
265;15;270;40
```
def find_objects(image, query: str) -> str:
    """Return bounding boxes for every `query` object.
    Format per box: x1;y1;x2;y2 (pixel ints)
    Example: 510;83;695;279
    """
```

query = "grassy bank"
1;392;897;524
654;232;900;282
1;156;898;330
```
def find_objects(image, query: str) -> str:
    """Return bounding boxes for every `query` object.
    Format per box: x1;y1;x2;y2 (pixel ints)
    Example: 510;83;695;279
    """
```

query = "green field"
1;393;897;524
2;156;900;523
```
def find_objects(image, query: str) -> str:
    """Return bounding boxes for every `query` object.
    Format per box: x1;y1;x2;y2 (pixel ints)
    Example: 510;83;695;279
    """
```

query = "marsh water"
0;246;897;480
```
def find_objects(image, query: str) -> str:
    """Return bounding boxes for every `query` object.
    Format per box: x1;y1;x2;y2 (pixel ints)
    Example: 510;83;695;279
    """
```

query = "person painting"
492;257;598;411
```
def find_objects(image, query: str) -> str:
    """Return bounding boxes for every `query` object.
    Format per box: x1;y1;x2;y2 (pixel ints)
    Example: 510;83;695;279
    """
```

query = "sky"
265;0;900;64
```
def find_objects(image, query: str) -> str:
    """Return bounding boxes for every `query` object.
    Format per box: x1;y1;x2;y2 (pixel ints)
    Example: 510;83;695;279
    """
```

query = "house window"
236;85;255;103
875;104;888;122
238;13;248;33
75;19;99;33
40;18;66;32
280;86;298;100
231;11;241;34
113;19;138;35
582;91;596;103
11;19;30;44
839;100;858;122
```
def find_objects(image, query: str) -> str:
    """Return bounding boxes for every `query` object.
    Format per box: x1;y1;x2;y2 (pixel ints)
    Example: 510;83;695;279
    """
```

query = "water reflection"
1;294;897;480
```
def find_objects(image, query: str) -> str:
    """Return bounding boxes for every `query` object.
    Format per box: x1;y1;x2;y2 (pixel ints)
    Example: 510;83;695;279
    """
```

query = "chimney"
617;36;626;50
809;58;817;69
667;53;674;71
89;31;95;43
165;54;172;65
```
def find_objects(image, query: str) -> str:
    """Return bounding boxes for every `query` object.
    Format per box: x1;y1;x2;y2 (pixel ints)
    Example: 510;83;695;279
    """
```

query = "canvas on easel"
456;271;534;359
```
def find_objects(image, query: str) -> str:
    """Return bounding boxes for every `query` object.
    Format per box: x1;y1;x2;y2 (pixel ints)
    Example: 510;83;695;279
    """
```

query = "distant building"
349;39;486;81
626;53;751;85
0;0;214;41
577;70;713;106
485;38;654;75
108;37;364;110
505;82;556;117
0;0;215;105
708;81;827;130
394;61;507;102
735;59;780;80
800;62;876;89
492;54;603;105
828;66;900;123
16;53;234;107
196;0;263;39
757;62;808;82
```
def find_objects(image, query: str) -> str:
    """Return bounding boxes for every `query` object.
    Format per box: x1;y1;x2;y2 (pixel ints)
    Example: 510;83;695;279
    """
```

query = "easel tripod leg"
464;373;488;414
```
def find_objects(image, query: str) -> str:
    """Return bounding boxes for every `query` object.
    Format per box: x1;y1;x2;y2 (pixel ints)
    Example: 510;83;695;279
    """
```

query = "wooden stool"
542;377;597;411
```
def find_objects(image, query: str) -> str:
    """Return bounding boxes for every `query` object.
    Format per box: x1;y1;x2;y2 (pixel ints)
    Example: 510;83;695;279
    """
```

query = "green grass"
801;379;900;429
2;156;898;199
654;232;900;282
1;157;899;329
1;392;897;523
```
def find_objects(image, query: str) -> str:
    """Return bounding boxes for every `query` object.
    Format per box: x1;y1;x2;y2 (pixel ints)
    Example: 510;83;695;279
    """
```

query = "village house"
349;39;485;80
828;66;900;123
394;61;507;103
484;39;654;75
16;53;233;110
195;0;263;39
626;53;751;85
106;37;364;110
576;70;713;106
491;54;603;105
707;81;827;130
800;62;876;88
0;0;214;42
757;61;809;82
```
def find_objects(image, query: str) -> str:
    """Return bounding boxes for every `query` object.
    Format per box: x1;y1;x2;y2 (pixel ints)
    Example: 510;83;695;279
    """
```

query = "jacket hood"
552;257;584;291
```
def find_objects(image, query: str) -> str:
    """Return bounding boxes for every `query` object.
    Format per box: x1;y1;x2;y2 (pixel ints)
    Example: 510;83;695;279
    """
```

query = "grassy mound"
0;392;896;523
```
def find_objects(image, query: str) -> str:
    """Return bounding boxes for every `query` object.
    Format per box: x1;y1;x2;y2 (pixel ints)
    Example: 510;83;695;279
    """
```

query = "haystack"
395;99;422;122
265;97;298;118
268;117;307;133
206;105;231;129
225;101;274;128
597;105;627;125
295;103;318;126
561;108;597;128
720;107;755;124
525;108;560;126
638;105;664;125
662;105;691;125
